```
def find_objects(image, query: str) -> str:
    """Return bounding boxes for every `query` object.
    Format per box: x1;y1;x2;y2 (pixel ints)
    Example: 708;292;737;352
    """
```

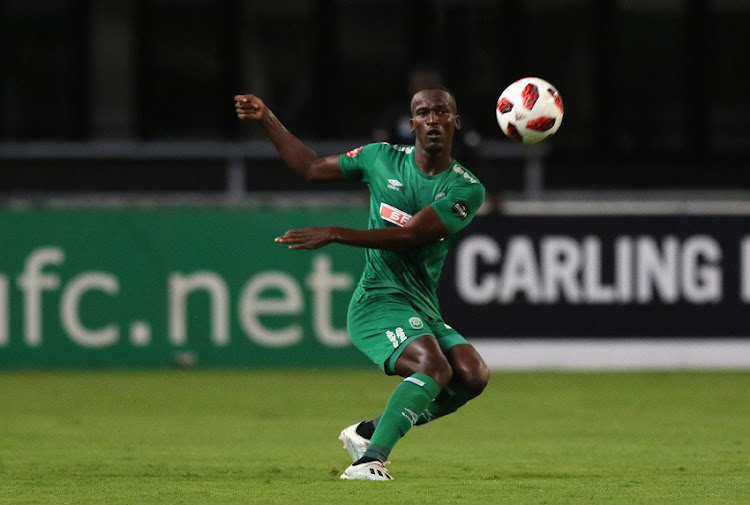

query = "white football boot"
338;423;370;462
340;460;393;481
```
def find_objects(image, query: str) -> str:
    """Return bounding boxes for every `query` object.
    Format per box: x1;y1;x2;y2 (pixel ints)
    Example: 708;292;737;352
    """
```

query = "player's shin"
360;373;441;462
415;381;475;425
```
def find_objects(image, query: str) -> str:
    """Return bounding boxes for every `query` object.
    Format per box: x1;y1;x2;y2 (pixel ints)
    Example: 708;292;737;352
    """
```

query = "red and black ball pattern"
496;77;564;143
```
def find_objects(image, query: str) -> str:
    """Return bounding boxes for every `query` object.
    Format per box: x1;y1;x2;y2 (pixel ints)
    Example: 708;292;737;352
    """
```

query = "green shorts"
347;286;468;374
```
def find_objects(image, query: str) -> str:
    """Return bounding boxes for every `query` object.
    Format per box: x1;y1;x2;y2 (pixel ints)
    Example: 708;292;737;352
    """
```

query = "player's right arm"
234;94;344;181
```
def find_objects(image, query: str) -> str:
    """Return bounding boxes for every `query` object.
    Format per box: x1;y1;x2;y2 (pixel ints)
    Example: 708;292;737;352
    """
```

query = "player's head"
409;88;461;154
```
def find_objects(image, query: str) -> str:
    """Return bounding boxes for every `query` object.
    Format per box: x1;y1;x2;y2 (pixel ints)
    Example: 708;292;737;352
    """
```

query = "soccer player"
235;88;489;481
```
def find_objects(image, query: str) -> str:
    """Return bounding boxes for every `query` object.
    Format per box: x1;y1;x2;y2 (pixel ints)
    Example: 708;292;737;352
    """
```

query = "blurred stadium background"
1;0;750;370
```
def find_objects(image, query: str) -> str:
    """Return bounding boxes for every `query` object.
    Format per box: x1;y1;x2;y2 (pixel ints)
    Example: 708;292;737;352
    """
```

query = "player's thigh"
432;321;489;394
347;289;433;374
430;320;471;353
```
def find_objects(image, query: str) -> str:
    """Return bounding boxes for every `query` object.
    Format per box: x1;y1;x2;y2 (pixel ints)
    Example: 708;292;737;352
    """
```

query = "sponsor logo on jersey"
452;201;470;220
434;192;445;201
409;317;423;329
345;145;364;158
380;202;412;227
387;179;403;191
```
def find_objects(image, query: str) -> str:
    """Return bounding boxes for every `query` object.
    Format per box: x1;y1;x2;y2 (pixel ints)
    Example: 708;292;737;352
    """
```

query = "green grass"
0;369;748;504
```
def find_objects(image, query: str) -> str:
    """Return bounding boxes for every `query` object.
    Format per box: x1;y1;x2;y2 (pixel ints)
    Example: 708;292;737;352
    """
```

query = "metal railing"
0;140;550;200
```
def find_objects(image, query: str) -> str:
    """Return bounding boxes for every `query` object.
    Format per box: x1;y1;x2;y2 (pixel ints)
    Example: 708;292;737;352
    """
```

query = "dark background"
1;0;749;195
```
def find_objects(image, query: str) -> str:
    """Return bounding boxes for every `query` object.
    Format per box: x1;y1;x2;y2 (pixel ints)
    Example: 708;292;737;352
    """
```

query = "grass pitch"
0;369;748;504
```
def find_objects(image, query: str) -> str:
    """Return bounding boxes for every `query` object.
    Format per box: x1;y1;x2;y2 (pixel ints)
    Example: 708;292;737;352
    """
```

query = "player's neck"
413;147;453;176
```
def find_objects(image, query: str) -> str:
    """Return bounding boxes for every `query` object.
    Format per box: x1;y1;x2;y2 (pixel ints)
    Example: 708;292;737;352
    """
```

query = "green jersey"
339;142;485;320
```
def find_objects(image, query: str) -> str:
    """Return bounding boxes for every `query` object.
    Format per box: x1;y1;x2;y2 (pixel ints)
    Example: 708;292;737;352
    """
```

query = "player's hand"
234;94;266;121
275;227;333;250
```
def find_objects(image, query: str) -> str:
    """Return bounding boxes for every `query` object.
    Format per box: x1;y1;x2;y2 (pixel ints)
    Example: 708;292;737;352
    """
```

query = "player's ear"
409;118;415;132
454;115;462;130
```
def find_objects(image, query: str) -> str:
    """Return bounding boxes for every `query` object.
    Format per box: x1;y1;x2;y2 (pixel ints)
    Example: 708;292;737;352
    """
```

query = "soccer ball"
496;77;564;144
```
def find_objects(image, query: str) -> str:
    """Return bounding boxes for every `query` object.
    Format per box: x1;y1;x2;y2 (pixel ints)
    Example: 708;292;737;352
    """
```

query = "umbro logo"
387;179;403;191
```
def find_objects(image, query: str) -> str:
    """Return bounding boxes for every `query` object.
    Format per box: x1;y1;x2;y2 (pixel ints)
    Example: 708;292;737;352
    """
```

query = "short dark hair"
410;88;458;115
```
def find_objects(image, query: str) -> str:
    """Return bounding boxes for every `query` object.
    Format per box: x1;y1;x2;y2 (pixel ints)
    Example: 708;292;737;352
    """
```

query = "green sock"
415;381;475;425
363;373;441;461
366;381;476;431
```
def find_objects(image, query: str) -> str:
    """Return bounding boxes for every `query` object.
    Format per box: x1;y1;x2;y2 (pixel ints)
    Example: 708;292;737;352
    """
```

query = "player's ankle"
355;420;375;439
353;456;381;466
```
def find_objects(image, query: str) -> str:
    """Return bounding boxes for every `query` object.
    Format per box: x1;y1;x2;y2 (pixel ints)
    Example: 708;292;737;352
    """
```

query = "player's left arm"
275;205;448;251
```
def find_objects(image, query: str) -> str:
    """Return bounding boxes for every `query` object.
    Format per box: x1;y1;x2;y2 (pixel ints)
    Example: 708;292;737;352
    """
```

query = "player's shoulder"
343;142;411;160
369;142;415;158
386;143;416;155
447;161;484;190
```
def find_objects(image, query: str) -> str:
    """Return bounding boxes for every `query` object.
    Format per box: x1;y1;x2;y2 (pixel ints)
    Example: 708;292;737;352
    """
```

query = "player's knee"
468;364;490;397
453;356;490;397
397;336;453;388
422;354;453;389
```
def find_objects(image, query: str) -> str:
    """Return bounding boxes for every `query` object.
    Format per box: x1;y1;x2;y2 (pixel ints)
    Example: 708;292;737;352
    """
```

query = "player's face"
409;90;461;154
